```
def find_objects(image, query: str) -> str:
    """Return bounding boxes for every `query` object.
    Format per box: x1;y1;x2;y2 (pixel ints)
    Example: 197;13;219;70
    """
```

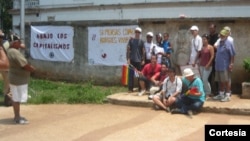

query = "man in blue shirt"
213;29;236;102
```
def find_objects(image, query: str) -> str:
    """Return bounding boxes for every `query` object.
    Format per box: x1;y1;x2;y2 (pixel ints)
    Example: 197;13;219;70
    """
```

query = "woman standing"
197;34;214;97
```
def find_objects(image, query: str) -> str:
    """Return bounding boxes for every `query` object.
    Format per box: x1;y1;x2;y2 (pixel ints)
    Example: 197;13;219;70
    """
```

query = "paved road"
1;104;250;141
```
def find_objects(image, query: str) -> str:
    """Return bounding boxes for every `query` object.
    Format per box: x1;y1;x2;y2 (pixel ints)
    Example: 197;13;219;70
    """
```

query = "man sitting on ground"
171;68;205;118
148;63;168;100
152;67;182;112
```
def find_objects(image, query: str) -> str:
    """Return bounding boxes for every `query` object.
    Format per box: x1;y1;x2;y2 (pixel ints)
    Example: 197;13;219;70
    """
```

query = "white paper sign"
88;25;137;66
30;26;74;62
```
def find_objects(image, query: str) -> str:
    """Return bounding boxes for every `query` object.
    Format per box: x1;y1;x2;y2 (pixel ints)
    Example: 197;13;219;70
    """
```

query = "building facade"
9;0;250;94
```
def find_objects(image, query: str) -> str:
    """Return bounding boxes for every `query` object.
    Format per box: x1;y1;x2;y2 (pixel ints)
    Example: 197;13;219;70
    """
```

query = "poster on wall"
30;26;74;62
88;25;137;66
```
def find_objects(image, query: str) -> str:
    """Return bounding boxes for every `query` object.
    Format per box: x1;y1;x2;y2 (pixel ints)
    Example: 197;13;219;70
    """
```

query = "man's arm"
0;46;9;70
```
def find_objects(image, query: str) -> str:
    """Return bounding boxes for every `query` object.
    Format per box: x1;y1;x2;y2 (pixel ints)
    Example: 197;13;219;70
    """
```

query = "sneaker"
171;108;182;114
187;110;193;118
138;90;146;96
15;117;29;124
220;96;230;102
148;94;154;100
213;95;224;100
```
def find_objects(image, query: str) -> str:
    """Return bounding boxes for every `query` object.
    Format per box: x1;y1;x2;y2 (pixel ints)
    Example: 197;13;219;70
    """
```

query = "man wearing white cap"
144;32;156;64
189;25;202;67
171;68;205;118
126;27;145;93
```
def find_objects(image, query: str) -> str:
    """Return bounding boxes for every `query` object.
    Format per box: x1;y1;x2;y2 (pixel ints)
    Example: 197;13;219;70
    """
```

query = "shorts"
215;70;231;82
10;84;28;103
149;86;161;95
154;93;170;100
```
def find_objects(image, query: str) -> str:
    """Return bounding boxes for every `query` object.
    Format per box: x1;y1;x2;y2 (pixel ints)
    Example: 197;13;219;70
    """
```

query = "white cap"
223;26;231;32
190;25;199;31
146;32;153;37
183;68;194;77
135;27;142;33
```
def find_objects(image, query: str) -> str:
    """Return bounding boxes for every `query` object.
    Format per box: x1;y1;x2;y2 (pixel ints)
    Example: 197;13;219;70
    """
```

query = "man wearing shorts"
213;29;235;102
7;37;35;124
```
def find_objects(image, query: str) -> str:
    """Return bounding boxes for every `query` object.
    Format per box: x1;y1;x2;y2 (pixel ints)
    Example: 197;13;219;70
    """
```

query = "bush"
243;58;250;82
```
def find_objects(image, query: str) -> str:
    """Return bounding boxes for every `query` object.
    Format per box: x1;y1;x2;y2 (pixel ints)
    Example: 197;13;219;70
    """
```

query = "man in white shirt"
189;25;202;67
144;32;155;64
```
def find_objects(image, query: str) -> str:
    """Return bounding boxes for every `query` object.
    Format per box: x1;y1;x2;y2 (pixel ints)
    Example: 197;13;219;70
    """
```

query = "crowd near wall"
24;19;250;94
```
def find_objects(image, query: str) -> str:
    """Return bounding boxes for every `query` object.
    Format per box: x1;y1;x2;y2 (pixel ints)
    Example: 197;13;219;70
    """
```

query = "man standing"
144;32;155;64
0;30;10;106
213;29;235;102
208;24;219;96
7;38;35;124
189;25;202;67
126;27;145;93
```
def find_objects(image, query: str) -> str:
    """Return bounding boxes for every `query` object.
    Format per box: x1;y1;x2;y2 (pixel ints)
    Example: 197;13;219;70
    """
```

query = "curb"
107;93;250;116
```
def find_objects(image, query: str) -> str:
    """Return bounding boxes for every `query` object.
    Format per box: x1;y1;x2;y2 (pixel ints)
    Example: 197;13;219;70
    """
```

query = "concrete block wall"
26;19;250;94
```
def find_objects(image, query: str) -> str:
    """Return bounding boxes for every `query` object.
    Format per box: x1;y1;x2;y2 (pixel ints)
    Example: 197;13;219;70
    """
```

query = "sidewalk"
107;92;250;115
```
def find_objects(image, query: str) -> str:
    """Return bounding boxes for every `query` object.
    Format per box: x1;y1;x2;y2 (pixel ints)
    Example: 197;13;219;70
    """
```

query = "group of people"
0;29;35;124
125;23;235;117
189;24;236;102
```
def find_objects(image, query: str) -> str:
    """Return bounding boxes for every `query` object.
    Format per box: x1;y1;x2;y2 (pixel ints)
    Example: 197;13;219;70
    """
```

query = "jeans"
175;95;204;114
128;61;142;91
199;66;212;95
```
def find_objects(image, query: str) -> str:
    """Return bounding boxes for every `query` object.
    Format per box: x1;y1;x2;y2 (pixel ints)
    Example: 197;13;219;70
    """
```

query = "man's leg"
152;94;167;110
12;102;20;120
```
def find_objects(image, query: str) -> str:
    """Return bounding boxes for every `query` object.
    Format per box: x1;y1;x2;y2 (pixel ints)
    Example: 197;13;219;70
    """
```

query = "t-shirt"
152;72;168;83
7;48;30;85
144;42;156;60
127;38;144;62
182;77;206;102
162;40;172;53
189;35;202;64
215;39;236;71
142;63;161;80
162;76;182;97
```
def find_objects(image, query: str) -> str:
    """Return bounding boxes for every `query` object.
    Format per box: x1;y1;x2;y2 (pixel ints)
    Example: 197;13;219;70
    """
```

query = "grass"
0;78;127;105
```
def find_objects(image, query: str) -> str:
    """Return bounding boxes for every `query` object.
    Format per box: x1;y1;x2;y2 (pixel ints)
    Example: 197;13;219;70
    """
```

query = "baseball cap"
135;27;142;33
190;25;199;31
183;68;194;77
220;29;228;36
146;32;153;37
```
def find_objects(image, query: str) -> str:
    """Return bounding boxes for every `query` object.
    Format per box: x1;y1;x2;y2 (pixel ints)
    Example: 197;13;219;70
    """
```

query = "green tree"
0;0;13;33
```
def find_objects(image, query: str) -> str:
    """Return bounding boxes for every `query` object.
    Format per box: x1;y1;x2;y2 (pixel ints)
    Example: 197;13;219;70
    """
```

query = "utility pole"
20;0;25;43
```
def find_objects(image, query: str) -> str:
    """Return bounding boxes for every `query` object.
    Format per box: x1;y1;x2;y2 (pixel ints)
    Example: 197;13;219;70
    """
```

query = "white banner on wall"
30;26;74;62
88;25;137;66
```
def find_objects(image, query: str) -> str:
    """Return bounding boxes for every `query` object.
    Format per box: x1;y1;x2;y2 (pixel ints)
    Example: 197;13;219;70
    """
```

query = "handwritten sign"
88;25;137;66
30;26;74;62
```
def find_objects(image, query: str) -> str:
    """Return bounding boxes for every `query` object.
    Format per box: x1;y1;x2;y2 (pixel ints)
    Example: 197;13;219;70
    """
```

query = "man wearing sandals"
7;37;35;124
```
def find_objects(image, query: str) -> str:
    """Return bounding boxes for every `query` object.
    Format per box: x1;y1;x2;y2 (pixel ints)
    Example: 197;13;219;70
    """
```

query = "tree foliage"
0;0;13;33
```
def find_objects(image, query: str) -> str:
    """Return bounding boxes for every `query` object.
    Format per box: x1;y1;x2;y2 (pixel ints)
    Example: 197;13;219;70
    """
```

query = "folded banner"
30;26;74;62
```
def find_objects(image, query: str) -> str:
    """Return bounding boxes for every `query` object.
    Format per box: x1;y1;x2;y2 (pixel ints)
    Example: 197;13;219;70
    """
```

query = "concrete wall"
9;0;250;94
25;19;250;94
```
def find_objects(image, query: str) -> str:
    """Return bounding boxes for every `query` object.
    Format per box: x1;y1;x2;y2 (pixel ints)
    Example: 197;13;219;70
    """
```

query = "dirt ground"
1;104;250;141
